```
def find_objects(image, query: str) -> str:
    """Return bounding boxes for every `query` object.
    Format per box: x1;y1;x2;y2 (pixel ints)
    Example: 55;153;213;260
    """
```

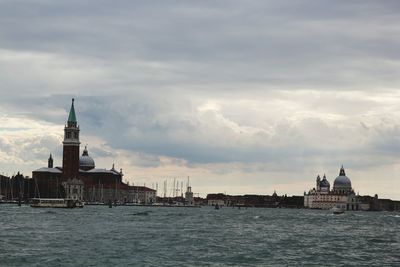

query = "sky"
1;0;400;198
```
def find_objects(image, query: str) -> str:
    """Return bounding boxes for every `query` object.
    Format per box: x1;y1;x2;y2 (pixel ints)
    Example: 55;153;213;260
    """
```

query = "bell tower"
62;98;80;179
48;154;53;168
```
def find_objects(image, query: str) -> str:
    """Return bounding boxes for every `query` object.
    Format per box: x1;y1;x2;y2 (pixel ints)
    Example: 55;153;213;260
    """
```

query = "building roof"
131;186;156;192
32;167;62;174
85;168;120;175
206;193;227;200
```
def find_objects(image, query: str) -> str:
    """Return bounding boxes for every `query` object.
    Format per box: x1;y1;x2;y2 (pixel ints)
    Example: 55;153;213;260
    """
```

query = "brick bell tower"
62;98;80;179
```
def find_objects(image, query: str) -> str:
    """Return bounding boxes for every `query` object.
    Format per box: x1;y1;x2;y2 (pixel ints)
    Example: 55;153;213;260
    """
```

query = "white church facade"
304;166;361;211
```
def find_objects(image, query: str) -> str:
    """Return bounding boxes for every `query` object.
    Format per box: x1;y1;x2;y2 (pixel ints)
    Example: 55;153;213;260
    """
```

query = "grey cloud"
1;1;400;93
2;1;400;197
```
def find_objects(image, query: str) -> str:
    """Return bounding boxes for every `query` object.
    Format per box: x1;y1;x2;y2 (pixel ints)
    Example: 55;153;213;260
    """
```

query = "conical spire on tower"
68;98;77;124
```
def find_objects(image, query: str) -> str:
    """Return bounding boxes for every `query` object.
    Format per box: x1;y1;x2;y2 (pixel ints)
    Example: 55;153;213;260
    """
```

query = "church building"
304;166;361;211
32;99;156;204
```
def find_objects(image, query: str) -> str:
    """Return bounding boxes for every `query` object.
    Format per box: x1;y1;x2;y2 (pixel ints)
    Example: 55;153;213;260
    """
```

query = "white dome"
79;146;95;171
333;166;352;190
333;175;351;188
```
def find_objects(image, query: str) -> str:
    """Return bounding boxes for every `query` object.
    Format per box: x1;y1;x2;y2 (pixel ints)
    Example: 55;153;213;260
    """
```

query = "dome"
333;166;351;190
320;174;330;188
80;146;95;171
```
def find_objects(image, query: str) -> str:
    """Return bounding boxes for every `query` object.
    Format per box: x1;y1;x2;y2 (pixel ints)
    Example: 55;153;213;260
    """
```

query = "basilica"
304;166;361;210
32;99;156;204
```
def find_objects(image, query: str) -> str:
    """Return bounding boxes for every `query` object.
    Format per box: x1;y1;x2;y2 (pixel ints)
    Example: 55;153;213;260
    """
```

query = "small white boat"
332;206;345;214
31;198;83;208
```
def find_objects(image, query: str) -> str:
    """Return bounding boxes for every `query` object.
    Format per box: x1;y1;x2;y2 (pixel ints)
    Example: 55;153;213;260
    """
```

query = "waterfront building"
304;166;361;210
62;178;84;201
32;99;156;203
207;193;227;206
205;193;303;208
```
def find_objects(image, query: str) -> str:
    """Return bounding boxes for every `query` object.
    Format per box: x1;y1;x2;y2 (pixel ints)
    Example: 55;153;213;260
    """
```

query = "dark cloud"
1;1;400;93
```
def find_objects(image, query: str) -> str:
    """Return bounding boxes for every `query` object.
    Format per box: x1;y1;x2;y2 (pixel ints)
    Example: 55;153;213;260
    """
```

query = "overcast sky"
1;1;400;198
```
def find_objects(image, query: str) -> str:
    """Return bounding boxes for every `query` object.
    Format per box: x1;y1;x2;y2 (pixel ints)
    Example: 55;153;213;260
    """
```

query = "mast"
115;177;117;202
34;176;41;199
10;178;13;200
5;176;8;199
163;179;166;204
173;178;175;197
181;181;183;197
98;180;100;202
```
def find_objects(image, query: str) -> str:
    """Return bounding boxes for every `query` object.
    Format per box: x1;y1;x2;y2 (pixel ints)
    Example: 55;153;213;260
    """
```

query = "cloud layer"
1;1;400;198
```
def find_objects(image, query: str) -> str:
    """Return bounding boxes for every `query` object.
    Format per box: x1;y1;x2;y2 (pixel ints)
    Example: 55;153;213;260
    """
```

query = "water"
1;205;399;266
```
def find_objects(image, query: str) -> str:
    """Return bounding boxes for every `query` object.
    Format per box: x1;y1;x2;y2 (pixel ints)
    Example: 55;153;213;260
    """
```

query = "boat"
332;206;345;215
30;198;83;208
215;204;220;210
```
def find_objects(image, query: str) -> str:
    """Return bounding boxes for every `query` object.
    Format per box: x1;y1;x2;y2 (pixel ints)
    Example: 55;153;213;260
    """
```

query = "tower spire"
67;98;77;126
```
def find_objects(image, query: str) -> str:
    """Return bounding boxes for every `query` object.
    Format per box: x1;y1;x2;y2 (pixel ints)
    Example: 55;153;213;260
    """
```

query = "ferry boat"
30;198;83;208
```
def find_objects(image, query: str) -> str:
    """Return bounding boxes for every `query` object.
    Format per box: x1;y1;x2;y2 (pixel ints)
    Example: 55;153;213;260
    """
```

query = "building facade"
304;166;361;210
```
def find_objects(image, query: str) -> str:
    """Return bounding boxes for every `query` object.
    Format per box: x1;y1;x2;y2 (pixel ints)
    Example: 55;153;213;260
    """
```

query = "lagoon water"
1;205;399;266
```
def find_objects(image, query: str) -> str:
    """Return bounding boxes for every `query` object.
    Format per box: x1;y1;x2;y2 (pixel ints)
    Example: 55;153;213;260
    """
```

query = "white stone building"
62;178;84;201
130;186;157;204
304;166;360;210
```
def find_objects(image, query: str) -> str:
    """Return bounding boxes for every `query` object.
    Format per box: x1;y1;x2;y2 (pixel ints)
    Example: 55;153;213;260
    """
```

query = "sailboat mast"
10;178;14;200
181;182;183;197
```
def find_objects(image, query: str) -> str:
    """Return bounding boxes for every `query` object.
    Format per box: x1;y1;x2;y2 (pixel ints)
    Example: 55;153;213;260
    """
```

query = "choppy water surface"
1;205;399;266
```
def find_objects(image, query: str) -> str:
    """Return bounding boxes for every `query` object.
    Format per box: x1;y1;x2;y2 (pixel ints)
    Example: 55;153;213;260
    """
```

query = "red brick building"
32;99;156;203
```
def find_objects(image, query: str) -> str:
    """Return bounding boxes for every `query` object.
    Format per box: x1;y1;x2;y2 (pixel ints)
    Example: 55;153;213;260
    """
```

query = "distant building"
205;192;303;208
207;193;227;206
304;166;361;210
32;99;156;203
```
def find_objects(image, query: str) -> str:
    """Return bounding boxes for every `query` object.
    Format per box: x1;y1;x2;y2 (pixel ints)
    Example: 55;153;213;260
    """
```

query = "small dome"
320;174;330;188
333;166;352;189
80;146;95;171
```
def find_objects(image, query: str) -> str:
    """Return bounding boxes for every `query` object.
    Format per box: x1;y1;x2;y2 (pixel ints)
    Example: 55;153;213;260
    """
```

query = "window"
66;132;71;139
